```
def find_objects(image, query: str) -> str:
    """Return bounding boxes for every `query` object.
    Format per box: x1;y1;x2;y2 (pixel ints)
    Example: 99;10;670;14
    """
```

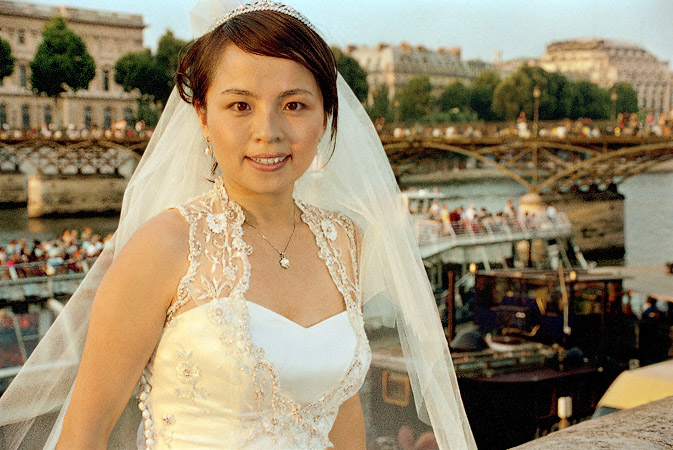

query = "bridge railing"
1;257;97;281
414;213;572;246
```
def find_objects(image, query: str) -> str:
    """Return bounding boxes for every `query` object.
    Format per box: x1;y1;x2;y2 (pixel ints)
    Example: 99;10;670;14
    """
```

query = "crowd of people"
0;119;152;141
384;108;673;140
0;228;112;280
411;194;559;239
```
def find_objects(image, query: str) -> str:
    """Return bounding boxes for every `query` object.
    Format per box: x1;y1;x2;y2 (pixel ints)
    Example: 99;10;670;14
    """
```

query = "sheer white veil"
0;1;475;449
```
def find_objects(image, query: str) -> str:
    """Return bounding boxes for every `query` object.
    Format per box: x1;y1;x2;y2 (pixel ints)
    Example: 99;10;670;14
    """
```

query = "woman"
0;1;475;449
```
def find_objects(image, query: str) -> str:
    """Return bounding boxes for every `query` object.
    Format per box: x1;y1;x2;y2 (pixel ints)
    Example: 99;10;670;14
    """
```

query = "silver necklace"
245;208;296;269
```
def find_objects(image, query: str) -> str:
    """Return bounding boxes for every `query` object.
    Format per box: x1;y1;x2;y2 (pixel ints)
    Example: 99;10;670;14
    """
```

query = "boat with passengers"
365;190;668;449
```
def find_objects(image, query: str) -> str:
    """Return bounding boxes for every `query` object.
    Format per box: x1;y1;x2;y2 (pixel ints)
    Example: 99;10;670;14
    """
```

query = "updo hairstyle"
176;10;338;145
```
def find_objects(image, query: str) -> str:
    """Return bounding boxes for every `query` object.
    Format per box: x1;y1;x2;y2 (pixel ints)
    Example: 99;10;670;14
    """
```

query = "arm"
328;393;366;450
57;210;189;449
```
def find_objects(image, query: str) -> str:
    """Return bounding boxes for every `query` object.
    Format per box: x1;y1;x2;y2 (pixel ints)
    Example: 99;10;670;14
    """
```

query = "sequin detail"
139;179;371;449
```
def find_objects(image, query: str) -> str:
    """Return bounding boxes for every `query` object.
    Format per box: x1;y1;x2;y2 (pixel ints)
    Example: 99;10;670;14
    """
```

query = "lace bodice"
137;179;371;449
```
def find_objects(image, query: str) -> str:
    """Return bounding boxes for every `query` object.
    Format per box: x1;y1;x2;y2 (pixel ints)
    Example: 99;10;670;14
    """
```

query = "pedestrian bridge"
382;136;673;193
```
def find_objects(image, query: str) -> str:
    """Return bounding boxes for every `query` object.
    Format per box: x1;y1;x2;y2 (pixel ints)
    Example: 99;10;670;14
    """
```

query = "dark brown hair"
176;10;338;147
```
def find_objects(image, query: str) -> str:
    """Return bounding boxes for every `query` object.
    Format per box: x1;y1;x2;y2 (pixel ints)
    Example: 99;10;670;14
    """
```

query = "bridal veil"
0;1;476;449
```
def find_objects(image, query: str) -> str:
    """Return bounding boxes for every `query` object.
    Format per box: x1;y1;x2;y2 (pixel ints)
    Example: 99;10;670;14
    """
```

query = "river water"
1;171;671;266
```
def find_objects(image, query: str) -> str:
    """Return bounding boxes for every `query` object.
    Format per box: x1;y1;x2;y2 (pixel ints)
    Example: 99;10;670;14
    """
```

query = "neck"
222;179;296;228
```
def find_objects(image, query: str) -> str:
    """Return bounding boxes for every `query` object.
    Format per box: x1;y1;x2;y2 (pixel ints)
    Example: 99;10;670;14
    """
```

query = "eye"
230;102;250;112
284;101;303;111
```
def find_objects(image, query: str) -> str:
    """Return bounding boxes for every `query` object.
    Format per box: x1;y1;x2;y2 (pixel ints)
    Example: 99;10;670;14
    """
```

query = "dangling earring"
204;138;213;156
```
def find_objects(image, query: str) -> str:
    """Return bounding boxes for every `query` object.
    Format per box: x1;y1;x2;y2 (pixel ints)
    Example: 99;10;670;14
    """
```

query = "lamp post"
532;86;541;138
610;89;618;122
393;98;400;125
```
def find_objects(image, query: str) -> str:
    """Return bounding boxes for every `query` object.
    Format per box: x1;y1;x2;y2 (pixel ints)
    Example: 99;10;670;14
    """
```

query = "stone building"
0;0;144;130
346;43;493;104
539;38;673;114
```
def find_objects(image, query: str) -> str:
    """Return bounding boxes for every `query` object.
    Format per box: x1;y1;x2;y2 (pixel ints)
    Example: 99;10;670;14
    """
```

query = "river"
0;170;671;267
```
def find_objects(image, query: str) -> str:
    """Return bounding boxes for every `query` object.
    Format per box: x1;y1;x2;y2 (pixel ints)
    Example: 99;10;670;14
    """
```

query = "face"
197;44;326;199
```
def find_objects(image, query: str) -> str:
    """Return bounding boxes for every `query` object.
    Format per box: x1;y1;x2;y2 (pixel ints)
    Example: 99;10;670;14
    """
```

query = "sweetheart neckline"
247;300;348;330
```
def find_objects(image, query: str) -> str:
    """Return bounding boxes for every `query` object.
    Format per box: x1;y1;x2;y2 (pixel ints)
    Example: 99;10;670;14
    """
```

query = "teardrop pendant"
279;253;290;269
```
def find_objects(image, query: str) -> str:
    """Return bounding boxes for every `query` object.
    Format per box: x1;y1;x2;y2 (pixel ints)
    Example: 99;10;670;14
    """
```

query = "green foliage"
366;84;392;121
135;97;160;127
30;17;95;98
397;76;433;122
332;47;368;102
114;30;187;107
612;81;638;114
569;80;610;119
492;69;533;121
469;71;501;120
115;49;166;98
0;37;14;81
492;65;612;121
543;72;574;119
419;109;477;124
439;81;470;112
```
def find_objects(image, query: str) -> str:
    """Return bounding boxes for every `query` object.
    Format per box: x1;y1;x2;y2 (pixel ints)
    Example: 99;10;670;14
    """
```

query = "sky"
13;0;673;68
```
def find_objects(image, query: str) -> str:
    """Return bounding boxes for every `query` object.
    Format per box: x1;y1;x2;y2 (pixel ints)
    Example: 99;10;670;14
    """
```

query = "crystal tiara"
210;1;317;33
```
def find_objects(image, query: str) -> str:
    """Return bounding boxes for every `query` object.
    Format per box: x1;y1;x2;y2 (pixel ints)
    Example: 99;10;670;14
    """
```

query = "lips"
245;154;290;171
249;155;288;165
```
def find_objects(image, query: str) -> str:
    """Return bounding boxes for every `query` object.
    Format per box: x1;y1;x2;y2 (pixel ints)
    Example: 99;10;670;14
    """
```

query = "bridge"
1;136;672;193
0;137;144;176
382;136;673;193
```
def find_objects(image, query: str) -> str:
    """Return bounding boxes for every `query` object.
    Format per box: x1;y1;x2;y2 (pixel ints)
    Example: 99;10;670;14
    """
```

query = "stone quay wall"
26;174;127;217
0;172;27;204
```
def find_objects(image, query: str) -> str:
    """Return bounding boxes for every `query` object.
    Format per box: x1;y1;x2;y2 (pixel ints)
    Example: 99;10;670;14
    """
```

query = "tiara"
210;1;317;33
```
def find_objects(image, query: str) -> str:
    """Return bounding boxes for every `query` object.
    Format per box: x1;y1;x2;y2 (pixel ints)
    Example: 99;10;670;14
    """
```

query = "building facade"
0;0;144;131
539;38;673;114
346;43;492;104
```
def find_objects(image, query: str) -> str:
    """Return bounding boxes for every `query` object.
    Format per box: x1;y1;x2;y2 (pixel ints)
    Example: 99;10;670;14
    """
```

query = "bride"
0;1;475;449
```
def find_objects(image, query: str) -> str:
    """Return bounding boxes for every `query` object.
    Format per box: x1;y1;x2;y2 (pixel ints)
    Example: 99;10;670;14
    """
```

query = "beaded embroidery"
139;179;371;449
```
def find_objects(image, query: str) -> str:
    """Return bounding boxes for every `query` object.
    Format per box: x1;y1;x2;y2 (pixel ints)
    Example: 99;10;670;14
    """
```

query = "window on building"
21;104;30;129
19;65;27;88
124;107;133;124
43;105;52;126
84;106;92;128
18;29;25;44
0;104;6;126
104;107;112;129
103;70;110;91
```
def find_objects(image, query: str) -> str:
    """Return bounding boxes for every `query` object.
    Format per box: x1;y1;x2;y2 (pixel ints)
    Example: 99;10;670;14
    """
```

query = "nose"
252;106;283;144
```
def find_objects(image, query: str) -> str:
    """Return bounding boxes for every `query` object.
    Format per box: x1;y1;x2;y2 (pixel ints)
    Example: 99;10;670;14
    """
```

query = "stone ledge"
513;396;673;449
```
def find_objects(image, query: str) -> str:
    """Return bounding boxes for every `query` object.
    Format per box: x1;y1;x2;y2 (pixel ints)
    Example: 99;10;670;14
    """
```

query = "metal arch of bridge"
0;138;145;175
382;137;673;192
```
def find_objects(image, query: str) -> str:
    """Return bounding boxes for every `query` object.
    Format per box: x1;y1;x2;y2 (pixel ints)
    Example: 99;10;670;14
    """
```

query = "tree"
332;47;368;103
492;66;579;121
543;72;575;120
155;30;187;105
439;81;470;112
0;37;14;82
30;17;95;105
569;80;610;119
367;84;392;121
397;76;433;122
469;70;501;121
115;49;166;100
492;69;534;121
612;81;638;114
114;30;187;108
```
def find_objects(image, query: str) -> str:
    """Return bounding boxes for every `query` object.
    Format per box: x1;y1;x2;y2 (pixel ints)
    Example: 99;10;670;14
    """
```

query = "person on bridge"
0;2;475;450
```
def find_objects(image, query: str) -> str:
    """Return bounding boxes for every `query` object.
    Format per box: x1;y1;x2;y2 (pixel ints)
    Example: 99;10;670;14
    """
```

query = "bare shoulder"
99;209;190;311
121;208;189;262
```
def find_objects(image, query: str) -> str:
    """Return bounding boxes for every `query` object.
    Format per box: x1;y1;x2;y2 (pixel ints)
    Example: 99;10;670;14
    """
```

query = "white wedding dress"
135;179;371;449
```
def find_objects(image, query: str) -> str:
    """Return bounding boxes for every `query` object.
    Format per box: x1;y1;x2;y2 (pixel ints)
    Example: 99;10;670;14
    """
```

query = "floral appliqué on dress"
137;178;371;449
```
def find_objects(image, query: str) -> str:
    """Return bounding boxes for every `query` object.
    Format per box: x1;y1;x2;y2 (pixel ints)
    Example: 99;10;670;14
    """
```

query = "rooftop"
0;0;145;29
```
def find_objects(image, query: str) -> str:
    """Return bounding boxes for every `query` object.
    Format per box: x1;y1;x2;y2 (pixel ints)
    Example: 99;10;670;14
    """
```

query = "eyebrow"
218;88;315;99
